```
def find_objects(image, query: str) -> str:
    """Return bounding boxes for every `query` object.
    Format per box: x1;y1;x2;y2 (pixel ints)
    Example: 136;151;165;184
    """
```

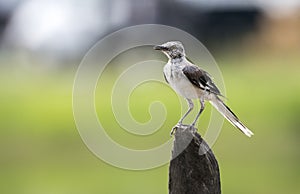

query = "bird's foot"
190;122;198;133
189;125;197;134
170;123;183;136
191;121;196;128
170;123;197;136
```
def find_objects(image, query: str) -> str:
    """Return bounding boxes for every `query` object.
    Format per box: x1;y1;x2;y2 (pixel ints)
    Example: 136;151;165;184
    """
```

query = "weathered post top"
169;125;221;194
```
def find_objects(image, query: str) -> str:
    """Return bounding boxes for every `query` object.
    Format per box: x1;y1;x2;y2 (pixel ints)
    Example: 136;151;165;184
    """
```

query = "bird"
153;41;253;137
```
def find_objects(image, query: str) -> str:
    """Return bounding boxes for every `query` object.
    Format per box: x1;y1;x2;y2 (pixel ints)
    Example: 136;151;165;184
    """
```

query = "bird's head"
154;41;185;60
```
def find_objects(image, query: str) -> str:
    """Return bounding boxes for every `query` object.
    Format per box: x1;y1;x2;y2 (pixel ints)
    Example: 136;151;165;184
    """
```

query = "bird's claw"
189;125;197;134
170;123;198;136
170;123;182;136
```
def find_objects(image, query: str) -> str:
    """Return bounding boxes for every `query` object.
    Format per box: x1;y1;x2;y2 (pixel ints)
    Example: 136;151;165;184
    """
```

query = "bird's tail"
210;95;254;137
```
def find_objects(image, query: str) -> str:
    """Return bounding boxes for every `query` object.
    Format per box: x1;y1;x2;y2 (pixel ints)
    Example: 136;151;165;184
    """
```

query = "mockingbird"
154;41;253;137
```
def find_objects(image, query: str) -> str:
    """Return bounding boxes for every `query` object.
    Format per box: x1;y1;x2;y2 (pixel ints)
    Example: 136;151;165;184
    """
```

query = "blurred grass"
0;52;300;194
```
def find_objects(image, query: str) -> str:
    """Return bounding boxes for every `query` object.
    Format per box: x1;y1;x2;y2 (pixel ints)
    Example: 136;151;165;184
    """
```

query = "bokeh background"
1;0;300;193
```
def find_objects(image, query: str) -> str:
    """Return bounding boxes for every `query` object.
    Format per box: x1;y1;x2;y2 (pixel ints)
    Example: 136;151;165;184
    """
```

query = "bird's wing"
182;65;222;96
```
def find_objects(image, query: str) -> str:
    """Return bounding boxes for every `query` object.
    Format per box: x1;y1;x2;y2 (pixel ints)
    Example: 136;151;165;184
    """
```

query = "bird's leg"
178;98;194;125
191;98;205;127
171;99;194;136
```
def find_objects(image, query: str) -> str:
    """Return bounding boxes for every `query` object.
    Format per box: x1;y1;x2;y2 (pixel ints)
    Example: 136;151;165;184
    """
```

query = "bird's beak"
153;45;167;51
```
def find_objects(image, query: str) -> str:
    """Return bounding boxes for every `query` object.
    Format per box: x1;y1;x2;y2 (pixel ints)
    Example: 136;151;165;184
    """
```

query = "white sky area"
1;0;299;57
3;0;130;56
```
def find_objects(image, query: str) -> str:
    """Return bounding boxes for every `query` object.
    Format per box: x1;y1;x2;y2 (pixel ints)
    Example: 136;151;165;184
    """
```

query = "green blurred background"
1;1;300;194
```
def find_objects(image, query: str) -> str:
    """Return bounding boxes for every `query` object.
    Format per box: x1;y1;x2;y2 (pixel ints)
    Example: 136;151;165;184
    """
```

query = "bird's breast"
164;63;204;99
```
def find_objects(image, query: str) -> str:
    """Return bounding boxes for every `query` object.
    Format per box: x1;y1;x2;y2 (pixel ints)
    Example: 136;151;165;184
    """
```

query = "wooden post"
169;125;221;194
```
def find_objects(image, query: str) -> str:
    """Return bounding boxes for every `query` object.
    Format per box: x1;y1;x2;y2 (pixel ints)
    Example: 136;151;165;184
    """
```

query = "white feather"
210;95;254;137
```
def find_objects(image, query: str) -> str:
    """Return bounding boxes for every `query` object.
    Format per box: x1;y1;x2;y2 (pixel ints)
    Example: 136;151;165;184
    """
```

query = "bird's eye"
170;45;176;50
